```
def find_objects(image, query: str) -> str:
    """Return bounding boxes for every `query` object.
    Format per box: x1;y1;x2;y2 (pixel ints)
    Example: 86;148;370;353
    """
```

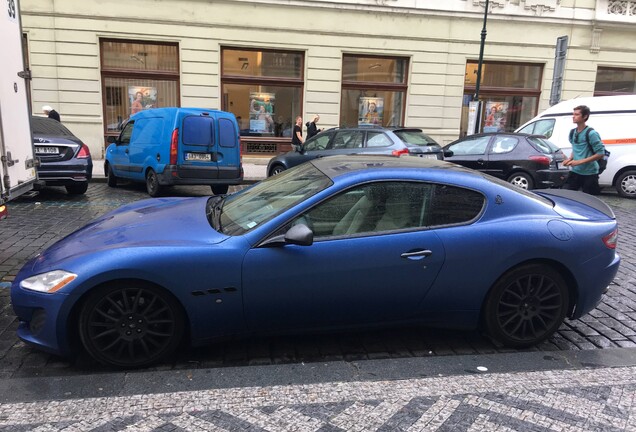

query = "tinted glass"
31;117;74;136
219;118;237;148
304;133;332;151
332;131;364;149
366;132;393;148
428;184;484;226
528;137;560;154
119;122;134;144
182;116;213;146
489;136;518;154
394;130;439;147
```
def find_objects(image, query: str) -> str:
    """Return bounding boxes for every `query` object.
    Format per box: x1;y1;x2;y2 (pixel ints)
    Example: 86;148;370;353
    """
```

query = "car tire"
78;283;185;368
65;182;88;195
507;172;534;190
483;263;569;348
211;184;229;195
615;170;636;198
146;169;162;197
107;164;118;188
270;165;286;176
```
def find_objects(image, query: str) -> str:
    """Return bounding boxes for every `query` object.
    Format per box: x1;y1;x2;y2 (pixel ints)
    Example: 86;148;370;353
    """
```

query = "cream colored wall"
20;0;636;155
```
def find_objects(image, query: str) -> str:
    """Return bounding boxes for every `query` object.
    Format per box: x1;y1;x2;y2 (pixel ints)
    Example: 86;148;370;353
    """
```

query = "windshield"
213;163;332;236
394;130;439;147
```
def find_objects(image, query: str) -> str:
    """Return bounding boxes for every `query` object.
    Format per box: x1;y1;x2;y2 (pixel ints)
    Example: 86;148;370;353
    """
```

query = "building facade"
20;0;636;157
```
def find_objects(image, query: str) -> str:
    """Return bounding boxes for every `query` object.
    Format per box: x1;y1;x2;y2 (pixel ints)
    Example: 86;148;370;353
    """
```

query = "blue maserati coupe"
11;155;620;367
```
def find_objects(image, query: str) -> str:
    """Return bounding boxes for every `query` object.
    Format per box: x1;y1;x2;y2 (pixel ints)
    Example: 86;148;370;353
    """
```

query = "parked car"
11;155;619;368
105;107;243;197
266;126;443;177
443;133;569;190
31;116;93;195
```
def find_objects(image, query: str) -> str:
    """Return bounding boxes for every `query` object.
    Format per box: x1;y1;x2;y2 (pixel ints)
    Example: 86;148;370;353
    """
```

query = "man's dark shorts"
563;171;601;195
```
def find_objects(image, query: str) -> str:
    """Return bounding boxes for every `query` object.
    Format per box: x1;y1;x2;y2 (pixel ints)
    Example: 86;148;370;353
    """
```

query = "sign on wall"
358;97;383;126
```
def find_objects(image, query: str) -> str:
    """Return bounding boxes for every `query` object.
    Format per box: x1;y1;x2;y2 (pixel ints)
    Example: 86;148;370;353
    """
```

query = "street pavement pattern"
1;366;636;431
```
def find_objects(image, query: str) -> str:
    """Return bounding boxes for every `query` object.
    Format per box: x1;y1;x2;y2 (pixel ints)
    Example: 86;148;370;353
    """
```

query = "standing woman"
292;116;304;151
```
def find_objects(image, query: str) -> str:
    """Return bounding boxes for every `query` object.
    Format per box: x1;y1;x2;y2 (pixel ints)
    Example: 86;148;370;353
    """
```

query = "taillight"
77;143;91;159
603;228;618;249
529;155;551;166
170;129;179;165
392;148;409;157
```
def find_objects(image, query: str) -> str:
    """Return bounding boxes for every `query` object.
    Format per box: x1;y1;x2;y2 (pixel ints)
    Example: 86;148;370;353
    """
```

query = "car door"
326;130;365;156
444;135;491;172
241;181;446;332
107;121;134;178
484;135;520;179
298;131;334;162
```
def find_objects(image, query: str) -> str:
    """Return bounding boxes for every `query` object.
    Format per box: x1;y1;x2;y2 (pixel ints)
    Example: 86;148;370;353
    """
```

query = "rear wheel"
483;263;568;348
146;169;162;197
507;172;534;190
270;165;286;176
616;170;636;198
107;164;118;187
78;283;185;368
211;184;229;195
66;182;88;195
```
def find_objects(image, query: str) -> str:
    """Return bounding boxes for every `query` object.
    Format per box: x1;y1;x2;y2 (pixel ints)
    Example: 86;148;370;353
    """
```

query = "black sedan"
267;126;443;177
442;133;569;190
31;116;93;195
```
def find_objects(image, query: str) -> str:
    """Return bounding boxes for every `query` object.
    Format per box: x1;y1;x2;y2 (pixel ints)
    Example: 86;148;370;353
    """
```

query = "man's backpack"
569;127;610;174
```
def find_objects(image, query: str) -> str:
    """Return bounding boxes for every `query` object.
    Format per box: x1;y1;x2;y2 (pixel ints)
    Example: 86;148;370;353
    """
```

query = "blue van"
105;108;243;196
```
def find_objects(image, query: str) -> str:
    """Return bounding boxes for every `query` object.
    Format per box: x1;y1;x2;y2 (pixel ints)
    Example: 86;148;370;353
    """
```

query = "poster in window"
358;97;383;126
483;101;508;132
249;92;275;134
129;86;157;115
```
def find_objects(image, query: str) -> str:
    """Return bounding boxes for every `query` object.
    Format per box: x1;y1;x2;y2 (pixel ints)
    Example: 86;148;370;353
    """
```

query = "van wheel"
107;165;118;187
146;170;162;197
616;170;636;198
507;172;534;190
211;185;229;195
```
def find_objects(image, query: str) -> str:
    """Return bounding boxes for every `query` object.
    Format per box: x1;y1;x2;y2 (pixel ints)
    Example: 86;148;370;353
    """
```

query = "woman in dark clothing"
292;116;303;151
306;114;321;139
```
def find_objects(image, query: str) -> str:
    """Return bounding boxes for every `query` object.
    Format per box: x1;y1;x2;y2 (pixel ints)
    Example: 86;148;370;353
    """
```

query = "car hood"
33;197;227;268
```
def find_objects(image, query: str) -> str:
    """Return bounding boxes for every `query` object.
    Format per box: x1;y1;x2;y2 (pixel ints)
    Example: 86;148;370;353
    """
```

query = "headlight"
20;270;77;293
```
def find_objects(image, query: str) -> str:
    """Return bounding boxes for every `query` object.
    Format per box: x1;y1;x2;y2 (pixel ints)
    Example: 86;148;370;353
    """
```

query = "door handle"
477;159;485;165
401;249;432;259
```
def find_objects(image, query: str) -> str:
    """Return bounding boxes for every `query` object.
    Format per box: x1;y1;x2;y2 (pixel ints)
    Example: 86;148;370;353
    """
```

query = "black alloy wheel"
146;169;162;197
211;184;229;195
107;164;118;187
79;284;185;368
483;264;568;348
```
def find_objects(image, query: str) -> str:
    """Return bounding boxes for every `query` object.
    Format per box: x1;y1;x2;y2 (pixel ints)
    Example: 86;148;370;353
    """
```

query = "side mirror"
443;150;454;158
285;223;313;246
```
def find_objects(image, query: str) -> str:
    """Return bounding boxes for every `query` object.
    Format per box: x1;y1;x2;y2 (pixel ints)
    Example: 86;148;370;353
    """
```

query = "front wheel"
616;170;636;198
483;264;569;348
507;172;534;190
146;169;162;197
78;284;185;368
211;184;229;195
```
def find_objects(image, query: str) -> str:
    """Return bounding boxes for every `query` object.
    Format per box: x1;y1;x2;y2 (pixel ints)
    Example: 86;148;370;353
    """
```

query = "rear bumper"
571;251;621;319
158;165;243;186
36;161;93;187
535;168;569;189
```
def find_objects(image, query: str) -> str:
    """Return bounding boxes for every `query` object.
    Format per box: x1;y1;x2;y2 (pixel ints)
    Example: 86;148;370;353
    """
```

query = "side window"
332;131;364;149
518;119;555;139
219;118;237;148
291;182;433;238
489;136;518;154
428;184;484;226
119;121;134;145
183;116;214;146
304;133;332;151
448;136;490;155
131;117;163;145
366;132;393;148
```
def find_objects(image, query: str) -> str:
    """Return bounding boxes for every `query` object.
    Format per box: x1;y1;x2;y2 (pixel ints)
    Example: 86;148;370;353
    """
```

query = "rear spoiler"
535;189;615;219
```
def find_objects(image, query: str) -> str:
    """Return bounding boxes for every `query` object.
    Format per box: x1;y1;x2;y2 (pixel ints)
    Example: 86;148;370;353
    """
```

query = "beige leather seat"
374;194;413;231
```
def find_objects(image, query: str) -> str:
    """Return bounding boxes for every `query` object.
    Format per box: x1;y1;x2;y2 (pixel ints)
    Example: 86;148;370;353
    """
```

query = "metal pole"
474;0;489;102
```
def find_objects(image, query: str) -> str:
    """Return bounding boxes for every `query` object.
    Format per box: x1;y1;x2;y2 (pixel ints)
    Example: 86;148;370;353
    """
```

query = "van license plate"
37;147;59;154
185;152;212;161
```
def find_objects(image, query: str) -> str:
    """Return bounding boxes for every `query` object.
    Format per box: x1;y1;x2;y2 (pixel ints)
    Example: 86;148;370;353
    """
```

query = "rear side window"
183;116;214;146
518;119;555;139
131;117;163;145
489;136;518;154
394;131;438;147
428;184;484;226
31;117;74;136
366;132;393;148
332;131;364;149
219;118;237;148
528;137;560;154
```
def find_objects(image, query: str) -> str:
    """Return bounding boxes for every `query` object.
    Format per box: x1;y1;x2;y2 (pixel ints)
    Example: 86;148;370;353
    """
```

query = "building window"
221;48;304;139
340;55;409;127
100;39;180;135
594;67;636;96
461;61;543;136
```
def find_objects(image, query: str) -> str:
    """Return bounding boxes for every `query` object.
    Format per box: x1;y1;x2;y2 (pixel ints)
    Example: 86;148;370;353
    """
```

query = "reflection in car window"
218;163;332;236
31;117;75;136
366;132;393;148
449;136;490;155
518;119;555;138
304;133;332;151
428;184;484;226
393;131;439;147
332;131;364;149
489;136;518;154
119;122;134;145
528;137;560;154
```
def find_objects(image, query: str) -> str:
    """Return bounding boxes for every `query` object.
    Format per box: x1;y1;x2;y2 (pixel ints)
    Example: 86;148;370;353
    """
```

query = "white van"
516;95;636;198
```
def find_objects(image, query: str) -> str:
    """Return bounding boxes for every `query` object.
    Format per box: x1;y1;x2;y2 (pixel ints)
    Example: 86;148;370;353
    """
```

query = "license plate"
36;146;59;154
419;153;438;160
185;152;212;161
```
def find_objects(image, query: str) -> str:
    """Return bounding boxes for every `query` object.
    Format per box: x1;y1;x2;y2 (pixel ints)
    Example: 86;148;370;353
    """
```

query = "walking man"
562;105;605;195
